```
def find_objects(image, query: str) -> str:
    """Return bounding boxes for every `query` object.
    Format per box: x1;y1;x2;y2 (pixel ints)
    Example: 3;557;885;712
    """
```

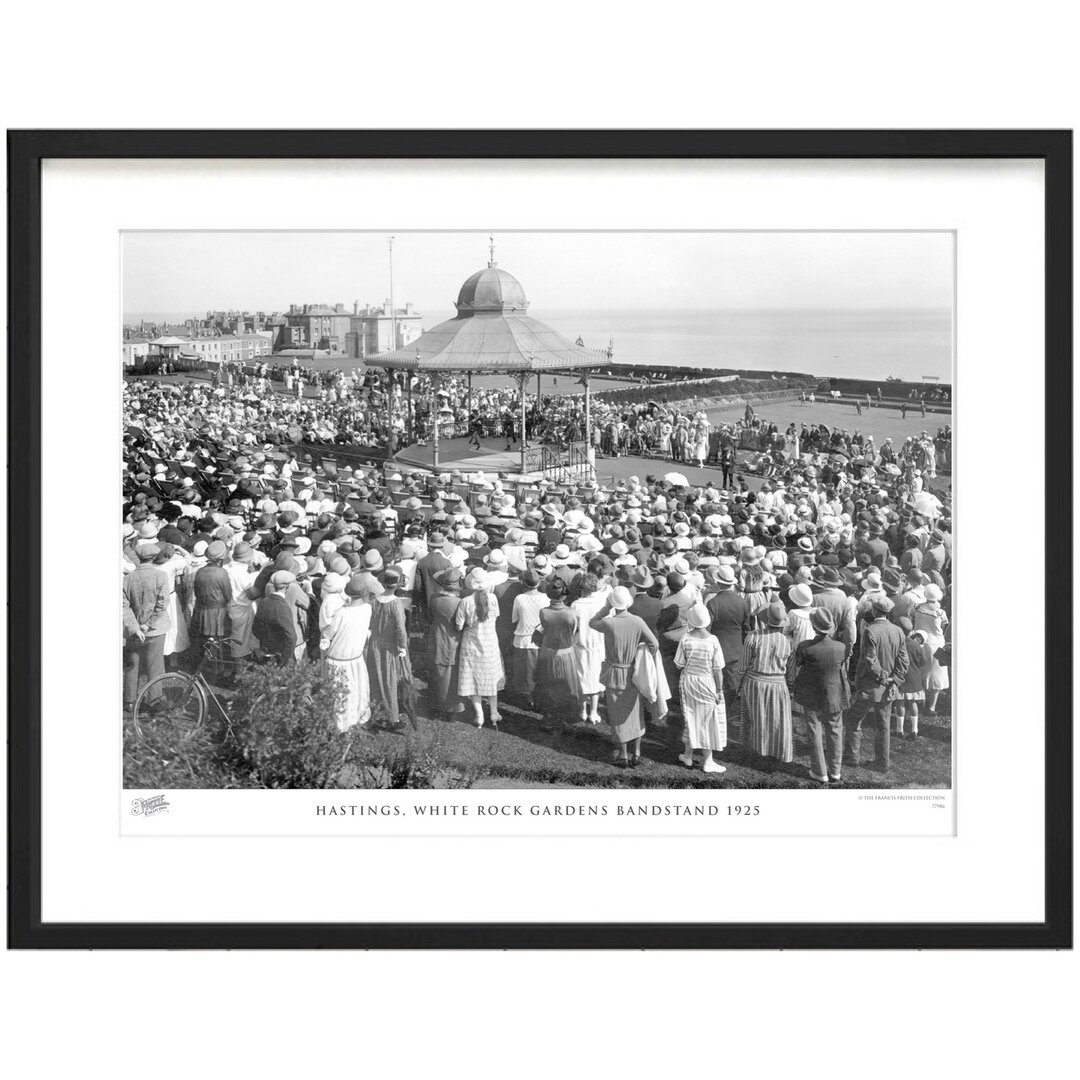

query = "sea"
124;307;953;383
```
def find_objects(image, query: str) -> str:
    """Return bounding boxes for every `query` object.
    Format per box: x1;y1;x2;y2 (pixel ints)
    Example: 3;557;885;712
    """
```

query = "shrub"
230;661;354;789
342;726;488;789
123;716;256;789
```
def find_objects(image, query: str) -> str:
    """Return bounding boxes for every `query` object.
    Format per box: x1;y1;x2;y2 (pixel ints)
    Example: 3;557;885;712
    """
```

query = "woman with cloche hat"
893;620;933;739
367;567;419;731
190;538;232;676
426;567;465;719
673;604;728;773
735;601;794;764
913;583;950;715
455;567;506;728
320;574;375;731
570;571;611;725
587;585;660;768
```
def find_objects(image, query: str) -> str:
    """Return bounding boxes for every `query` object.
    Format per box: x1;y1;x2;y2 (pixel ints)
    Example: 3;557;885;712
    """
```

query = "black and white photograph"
121;229;954;796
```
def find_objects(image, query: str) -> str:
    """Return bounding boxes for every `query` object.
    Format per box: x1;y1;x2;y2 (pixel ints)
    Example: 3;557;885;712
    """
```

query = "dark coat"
791;634;850;713
416;549;452;610
706;589;750;665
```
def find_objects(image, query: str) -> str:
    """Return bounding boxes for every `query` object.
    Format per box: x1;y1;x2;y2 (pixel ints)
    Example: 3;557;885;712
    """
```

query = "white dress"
322;603;373;731
159;555;190;656
570;591;609;697
674;633;727;750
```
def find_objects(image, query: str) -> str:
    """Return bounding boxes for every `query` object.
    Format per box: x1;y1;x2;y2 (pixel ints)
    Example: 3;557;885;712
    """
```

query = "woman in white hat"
674;604;727;773
737;545;769;623
570;572;611;725
785;583;816;647
588;585;660;768
320;575;375;731
913;583;950;714
454;567;506;728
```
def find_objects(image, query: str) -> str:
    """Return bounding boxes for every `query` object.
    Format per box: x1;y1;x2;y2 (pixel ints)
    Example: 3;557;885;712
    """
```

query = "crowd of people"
123;373;952;784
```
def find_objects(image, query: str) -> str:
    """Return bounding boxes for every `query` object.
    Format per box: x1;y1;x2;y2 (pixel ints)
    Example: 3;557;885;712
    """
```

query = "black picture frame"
7;129;1072;949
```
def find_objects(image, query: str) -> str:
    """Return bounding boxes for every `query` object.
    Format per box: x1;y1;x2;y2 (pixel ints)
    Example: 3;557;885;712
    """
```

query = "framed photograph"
8;130;1072;948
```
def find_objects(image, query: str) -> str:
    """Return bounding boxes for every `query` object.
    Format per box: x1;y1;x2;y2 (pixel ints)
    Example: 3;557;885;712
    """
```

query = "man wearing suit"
844;596;909;771
656;571;696;711
789;607;850;783
627;566;663;636
706;565;750;709
415;531;453;615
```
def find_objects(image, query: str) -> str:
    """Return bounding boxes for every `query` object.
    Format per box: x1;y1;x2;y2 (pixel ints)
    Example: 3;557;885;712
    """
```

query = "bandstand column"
386;372;394;457
407;376;413;444
583;369;594;479
519;372;528;475
431;373;441;472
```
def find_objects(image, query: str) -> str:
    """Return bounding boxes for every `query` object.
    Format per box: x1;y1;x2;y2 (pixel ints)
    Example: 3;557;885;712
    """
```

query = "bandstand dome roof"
455;266;529;314
367;259;610;374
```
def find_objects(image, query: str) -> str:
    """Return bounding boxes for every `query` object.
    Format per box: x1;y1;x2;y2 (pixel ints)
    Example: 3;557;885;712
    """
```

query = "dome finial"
488;233;496;268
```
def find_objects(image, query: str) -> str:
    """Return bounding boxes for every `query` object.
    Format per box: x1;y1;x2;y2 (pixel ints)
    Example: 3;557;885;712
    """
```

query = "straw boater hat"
551;544;572;565
714;565;736;589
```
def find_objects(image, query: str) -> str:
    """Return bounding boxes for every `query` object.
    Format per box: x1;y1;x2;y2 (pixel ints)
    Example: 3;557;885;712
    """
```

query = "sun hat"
361;549;384;572
809;607;835;634
923;584;943;603
232;541;254;563
206;540;228;561
345;575;377;599
552;544;572;564
464;567;489;591
739;547;762;565
434;567;463;589
321;572;346;594
609;586;633;610
687;604;710;629
788;583;814;608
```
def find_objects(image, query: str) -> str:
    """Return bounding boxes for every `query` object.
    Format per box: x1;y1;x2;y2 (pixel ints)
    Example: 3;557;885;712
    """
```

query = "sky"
122;230;953;319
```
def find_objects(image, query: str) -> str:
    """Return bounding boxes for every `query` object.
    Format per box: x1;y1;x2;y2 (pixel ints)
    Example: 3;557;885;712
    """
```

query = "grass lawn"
348;641;951;791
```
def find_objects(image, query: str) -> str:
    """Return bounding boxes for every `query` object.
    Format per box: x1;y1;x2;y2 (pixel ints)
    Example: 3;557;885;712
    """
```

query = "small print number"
728;805;760;816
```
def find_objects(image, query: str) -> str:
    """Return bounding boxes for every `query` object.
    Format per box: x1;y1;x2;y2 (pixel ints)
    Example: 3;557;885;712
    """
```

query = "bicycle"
132;638;240;738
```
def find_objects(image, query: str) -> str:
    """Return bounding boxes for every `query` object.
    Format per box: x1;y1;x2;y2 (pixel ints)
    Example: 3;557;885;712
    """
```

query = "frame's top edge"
5;128;1073;162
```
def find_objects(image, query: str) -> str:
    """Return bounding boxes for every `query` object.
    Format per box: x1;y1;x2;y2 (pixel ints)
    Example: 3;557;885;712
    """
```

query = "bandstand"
365;245;610;479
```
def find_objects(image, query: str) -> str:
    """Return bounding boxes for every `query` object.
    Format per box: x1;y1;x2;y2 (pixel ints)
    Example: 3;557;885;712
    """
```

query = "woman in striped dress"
455;567;506;728
735;601;793;763
674;605;727;773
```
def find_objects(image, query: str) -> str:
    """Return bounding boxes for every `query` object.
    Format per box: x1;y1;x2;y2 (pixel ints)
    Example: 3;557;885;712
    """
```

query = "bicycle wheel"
133;673;208;737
